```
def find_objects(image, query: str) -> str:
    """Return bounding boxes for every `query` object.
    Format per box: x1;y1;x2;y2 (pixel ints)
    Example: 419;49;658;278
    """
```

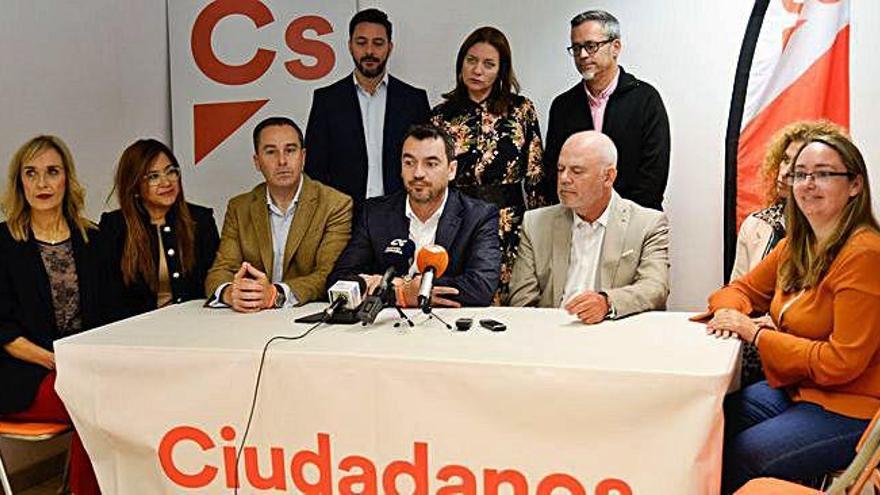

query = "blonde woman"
0;135;107;494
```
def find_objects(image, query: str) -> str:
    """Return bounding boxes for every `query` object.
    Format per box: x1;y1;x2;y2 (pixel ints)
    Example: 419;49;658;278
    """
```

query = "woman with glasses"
731;121;845;280
100;139;219;318
430;26;550;303
0;135;108;493
730;120;845;387
696;128;880;491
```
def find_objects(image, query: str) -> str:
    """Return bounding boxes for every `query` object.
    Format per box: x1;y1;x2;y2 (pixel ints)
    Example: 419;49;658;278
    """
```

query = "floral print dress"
430;94;550;303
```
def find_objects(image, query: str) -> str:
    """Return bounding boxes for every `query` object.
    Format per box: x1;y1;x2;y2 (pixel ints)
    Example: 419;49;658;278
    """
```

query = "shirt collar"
585;67;620;102
265;178;303;216
572;200;611;230
405;189;449;225
353;71;389;94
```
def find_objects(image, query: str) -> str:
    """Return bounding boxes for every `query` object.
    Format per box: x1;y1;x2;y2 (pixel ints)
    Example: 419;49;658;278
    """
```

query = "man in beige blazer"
205;117;353;312
508;131;669;323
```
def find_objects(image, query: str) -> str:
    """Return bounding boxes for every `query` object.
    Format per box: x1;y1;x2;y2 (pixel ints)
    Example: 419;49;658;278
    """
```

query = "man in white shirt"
304;8;430;205
508;131;669;323
327;124;501;308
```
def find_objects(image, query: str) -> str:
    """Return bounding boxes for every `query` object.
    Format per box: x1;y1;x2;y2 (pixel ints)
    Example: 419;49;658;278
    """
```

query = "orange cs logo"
189;0;335;163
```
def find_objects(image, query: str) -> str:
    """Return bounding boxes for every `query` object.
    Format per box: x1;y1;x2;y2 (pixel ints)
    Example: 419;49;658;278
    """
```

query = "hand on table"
224;262;273;312
564;290;609;325
706;308;759;343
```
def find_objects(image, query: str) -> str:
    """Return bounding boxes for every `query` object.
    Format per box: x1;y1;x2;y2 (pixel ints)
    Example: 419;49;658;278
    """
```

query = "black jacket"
328;189;501;307
0;222;113;414
304;73;430;205
98;203;219;319
544;66;670;210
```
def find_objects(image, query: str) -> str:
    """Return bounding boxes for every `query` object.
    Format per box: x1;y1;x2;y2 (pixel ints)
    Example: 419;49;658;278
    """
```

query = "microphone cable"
232;316;327;494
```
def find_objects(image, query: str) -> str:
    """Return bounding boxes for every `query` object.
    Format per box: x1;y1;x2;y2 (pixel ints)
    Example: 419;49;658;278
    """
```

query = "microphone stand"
392;304;415;328
422;305;453;330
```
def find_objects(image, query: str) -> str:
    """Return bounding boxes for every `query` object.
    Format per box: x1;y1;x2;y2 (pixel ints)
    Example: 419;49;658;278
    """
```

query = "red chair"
0;421;71;495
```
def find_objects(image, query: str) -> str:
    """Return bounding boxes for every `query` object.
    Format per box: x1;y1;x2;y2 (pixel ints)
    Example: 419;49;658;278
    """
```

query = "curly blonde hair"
761;120;847;206
3;135;93;242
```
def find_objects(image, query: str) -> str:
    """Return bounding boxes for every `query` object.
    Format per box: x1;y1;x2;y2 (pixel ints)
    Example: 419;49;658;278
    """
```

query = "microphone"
325;278;365;320
416;245;449;313
357;238;416;325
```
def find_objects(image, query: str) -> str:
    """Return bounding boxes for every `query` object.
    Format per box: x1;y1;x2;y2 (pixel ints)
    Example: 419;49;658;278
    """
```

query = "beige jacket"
205;176;352;304
508;192;670;318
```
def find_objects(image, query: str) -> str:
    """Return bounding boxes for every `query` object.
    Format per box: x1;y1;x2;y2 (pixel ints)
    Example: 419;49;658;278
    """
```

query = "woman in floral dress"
431;26;550;302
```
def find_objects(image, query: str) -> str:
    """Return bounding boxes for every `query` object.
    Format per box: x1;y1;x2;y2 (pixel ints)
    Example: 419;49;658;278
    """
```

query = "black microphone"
357;238;416;325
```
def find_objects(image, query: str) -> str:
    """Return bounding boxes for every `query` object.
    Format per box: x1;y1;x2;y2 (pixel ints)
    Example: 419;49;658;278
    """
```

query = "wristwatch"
273;284;286;308
599;291;616;320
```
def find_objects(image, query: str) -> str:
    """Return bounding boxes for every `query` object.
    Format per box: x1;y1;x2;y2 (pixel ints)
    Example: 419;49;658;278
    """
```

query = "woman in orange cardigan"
700;128;880;492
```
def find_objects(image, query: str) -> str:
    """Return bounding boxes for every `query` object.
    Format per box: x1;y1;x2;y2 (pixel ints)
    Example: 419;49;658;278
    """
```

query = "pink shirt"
584;69;620;133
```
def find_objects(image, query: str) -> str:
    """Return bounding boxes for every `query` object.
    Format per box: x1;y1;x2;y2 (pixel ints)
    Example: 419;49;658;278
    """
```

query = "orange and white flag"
724;0;849;276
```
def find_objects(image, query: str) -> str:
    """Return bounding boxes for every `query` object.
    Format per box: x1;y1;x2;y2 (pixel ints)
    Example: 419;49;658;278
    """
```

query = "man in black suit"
544;10;670;210
305;8;430;205
328;124;500;308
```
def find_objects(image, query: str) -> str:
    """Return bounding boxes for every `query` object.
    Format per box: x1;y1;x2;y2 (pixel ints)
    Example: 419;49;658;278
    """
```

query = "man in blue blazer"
328;124;500;308
305;8;430;205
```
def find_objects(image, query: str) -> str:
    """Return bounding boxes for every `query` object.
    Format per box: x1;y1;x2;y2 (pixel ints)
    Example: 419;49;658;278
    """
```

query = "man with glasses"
544;10;670;211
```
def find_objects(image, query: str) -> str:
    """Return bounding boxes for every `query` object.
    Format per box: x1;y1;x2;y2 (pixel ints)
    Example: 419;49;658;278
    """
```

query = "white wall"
0;0;170;477
0;0;878;473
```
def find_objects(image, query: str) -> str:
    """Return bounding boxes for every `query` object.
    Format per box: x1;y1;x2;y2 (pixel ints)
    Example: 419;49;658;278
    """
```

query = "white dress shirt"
561;205;611;306
354;72;389;199
405;190;448;276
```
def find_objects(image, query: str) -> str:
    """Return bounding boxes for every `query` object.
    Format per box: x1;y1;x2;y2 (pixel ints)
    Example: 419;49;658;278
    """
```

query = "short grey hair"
570;10;621;40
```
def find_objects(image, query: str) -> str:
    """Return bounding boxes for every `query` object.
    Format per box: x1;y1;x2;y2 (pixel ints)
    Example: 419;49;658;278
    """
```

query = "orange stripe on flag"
736;25;849;231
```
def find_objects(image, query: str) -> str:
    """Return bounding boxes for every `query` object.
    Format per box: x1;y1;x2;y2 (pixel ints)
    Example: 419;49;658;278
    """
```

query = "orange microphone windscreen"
416;245;449;278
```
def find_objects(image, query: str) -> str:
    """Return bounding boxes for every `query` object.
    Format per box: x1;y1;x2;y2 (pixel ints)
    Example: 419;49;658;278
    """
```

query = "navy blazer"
99;203;219;319
0;222;113;414
304;73;430;204
328;188;501;307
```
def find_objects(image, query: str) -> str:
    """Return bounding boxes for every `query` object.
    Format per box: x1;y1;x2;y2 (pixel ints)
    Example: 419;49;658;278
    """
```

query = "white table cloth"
54;301;739;494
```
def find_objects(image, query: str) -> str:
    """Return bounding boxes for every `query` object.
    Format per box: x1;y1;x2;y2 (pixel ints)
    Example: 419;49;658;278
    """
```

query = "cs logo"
190;0;335;163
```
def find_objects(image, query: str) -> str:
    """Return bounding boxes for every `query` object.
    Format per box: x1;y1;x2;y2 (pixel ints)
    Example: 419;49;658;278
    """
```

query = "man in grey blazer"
508;131;669;323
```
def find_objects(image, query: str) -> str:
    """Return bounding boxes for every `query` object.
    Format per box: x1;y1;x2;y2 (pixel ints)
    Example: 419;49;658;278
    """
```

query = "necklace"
33;225;70;244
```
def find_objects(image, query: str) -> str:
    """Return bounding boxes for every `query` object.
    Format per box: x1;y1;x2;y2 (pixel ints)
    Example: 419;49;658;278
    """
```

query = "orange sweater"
709;229;880;419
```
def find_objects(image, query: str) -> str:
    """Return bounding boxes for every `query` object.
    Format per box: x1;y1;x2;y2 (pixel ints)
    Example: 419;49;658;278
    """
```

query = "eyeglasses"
783;170;854;185
566;39;614;56
143;166;181;186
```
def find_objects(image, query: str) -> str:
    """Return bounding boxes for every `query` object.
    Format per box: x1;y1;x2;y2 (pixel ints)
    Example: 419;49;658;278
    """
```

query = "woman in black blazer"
99;139;219;319
0;135;105;494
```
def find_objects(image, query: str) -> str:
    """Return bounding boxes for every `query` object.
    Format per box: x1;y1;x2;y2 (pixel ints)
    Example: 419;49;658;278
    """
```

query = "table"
54;301;739;494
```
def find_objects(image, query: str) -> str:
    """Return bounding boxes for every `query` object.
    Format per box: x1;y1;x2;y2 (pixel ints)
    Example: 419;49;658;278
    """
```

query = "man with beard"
305;8;430;206
508;131;669;323
543;10;670;211
327;124;500;308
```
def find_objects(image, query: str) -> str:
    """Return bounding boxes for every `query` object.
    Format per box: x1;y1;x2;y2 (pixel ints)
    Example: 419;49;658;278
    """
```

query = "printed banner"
168;0;356;216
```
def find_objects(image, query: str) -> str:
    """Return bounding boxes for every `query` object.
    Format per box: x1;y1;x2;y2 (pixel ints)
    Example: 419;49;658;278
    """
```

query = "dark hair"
403;124;456;162
443;26;520;115
349;8;392;41
570;10;621;39
112;139;196;290
252;117;303;152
